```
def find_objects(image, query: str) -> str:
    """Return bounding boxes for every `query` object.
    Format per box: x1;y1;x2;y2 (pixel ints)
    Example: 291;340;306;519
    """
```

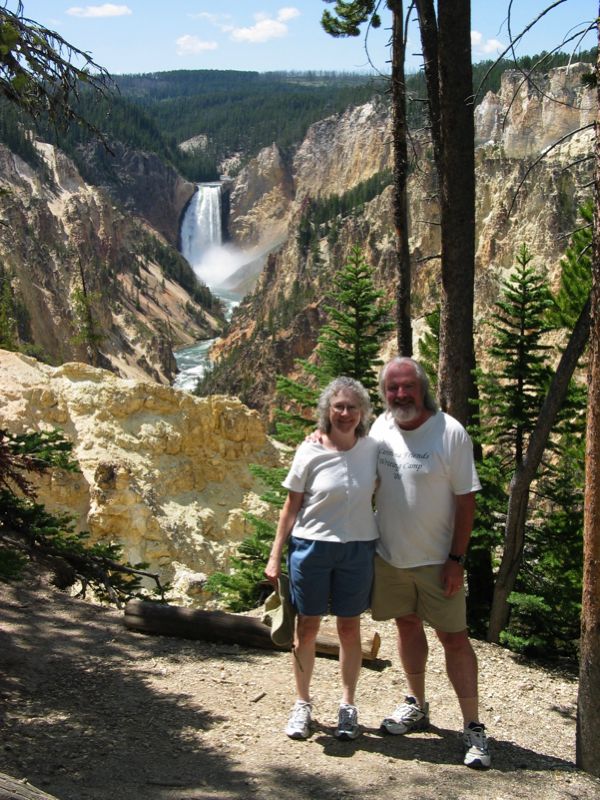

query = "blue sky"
10;1;598;76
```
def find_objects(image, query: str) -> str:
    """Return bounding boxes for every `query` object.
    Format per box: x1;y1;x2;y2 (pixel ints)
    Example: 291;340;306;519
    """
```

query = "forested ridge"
1;52;595;186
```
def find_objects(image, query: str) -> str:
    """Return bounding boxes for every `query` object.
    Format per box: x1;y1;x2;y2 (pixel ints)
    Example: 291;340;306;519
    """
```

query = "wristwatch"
448;553;466;566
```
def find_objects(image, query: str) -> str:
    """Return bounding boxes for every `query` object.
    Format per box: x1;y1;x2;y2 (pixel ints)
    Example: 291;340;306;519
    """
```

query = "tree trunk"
487;297;591;642
576;41;600;776
435;1;476;426
0;772;61;800
414;0;441;175
389;0;412;356
123;600;381;661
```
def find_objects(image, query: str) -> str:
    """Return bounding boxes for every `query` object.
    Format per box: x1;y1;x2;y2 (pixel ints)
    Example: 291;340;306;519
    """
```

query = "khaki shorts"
370;554;467;633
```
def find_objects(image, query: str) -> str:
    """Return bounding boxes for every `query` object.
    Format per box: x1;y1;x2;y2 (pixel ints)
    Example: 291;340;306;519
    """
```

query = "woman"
265;376;379;741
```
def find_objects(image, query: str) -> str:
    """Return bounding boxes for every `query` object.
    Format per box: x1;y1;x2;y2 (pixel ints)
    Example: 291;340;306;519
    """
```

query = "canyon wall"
0;141;223;383
208;64;594;410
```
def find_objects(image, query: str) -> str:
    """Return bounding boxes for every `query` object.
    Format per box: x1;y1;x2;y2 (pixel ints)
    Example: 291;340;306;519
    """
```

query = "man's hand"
305;430;323;444
441;559;464;597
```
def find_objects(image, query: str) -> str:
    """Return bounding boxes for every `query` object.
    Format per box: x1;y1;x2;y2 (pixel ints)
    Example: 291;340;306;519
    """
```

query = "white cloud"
229;7;300;44
67;4;132;18
193;12;232;26
277;8;301;23
176;35;218;56
471;30;504;55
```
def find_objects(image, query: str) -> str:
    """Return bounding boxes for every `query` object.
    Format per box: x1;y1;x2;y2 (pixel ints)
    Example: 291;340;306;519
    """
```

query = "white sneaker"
381;695;429;735
285;700;312;739
463;722;491;769
334;703;360;740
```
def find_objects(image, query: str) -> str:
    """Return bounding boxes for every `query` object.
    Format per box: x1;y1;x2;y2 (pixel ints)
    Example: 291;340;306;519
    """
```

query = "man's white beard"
391;403;419;424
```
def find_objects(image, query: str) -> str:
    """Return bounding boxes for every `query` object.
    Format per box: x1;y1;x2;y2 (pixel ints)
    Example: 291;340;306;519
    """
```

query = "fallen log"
124;599;381;661
0;772;61;800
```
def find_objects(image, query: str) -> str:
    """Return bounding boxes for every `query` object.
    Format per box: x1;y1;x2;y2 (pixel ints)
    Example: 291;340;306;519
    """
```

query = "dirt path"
1;577;599;800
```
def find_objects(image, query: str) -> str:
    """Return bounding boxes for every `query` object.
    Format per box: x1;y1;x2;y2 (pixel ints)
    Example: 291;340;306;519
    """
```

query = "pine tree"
476;230;590;656
476;244;554;465
318;244;394;404
275;245;393;445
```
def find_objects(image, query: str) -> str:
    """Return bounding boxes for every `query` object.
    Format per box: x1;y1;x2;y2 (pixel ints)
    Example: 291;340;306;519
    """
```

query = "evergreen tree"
474;230;590;656
275;245;393;445
476;244;554;466
318;244;394;404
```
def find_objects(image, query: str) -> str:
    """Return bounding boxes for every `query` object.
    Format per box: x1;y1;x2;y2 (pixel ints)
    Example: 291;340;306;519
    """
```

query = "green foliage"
297;170;394;255
475;244;554;466
0;2;112;134
547;201;593;328
0;270;17;350
471;229;590;657
70;285;104;351
204;513;276;612
0;428;166;604
114;70;386;180
136;233;220;311
318;245;394;405
275;245;392;444
321;1;380;38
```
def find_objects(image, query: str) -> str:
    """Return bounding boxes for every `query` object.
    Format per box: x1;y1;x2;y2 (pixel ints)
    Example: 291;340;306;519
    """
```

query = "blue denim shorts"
287;536;376;617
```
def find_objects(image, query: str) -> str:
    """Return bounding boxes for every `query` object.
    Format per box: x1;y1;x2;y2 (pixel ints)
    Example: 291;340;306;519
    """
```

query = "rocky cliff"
208;64;594;410
77;138;196;248
0;140;224;383
0;349;281;603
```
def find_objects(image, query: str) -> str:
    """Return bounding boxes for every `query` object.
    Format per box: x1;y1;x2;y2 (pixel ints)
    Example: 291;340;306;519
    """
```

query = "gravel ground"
1;576;599;800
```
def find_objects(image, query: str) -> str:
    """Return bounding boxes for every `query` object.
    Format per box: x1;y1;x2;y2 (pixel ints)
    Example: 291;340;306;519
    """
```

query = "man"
369;356;490;769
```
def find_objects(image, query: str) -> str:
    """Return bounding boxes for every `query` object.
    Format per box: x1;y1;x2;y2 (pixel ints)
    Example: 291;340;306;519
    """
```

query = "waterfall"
174;182;239;391
180;183;223;269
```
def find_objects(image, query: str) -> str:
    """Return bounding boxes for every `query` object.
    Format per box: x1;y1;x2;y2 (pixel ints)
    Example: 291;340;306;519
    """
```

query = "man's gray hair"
378;357;439;412
316;376;372;437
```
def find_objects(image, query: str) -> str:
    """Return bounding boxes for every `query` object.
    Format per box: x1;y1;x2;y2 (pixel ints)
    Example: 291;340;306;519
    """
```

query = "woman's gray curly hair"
316;376;372;437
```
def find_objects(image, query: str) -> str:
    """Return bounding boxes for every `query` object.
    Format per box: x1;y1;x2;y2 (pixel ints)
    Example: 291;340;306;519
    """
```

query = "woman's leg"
336;615;362;705
293;614;321;701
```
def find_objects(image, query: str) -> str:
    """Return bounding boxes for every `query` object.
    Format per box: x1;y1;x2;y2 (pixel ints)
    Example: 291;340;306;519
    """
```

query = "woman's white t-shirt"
282;436;379;543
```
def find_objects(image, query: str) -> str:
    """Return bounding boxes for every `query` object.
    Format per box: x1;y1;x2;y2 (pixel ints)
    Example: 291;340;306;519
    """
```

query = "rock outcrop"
0;350;281;603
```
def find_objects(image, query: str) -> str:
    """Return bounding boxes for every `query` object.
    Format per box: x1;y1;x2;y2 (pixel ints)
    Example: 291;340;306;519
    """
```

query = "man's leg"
380;613;430;734
396;613;428;707
336;615;362;706
435;628;479;725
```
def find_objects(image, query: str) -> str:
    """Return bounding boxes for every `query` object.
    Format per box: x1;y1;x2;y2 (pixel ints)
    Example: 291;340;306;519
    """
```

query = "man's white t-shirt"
282;437;379;543
369;411;481;568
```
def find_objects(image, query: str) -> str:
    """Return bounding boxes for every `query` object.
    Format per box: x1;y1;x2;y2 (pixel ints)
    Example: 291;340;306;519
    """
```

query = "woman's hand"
264;554;281;585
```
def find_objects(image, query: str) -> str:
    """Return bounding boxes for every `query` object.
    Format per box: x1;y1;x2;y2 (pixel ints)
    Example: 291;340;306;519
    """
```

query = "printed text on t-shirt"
378;445;431;480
